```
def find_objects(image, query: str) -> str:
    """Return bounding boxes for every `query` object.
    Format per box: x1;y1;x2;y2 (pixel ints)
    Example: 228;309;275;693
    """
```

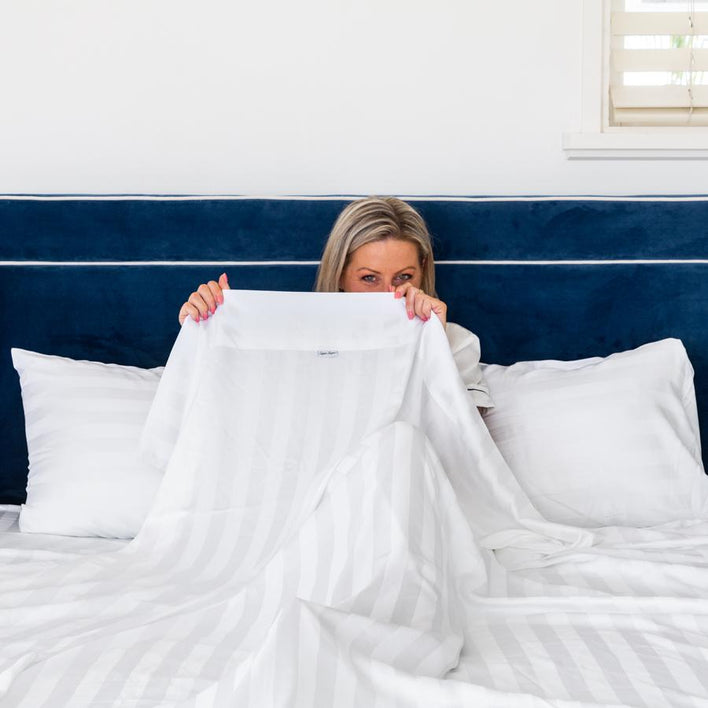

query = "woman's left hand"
393;283;447;328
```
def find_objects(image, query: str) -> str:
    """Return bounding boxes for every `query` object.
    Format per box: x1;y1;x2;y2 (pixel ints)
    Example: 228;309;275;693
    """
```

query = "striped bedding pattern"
2;292;708;707
0;506;126;556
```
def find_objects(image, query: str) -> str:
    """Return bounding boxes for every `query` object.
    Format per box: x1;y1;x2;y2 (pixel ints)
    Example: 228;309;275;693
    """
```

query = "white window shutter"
610;3;708;127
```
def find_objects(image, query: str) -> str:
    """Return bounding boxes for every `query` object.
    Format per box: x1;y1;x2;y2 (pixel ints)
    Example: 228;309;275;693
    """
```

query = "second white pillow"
481;339;708;528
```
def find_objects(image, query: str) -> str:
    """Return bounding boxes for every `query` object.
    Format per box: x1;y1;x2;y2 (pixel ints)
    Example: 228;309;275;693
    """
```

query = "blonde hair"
315;197;436;296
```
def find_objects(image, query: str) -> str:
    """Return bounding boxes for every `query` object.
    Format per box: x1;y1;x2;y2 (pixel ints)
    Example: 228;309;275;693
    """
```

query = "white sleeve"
445;322;495;409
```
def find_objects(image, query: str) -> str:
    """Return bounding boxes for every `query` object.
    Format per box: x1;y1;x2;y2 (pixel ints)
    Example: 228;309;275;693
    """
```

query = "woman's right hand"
178;273;230;325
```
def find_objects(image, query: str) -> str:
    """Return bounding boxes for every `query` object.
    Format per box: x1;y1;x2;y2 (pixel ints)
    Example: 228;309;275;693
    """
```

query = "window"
564;0;708;158
611;0;708;127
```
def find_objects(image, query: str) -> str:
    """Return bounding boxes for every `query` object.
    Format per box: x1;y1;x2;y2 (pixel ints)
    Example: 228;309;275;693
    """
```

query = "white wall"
1;0;707;196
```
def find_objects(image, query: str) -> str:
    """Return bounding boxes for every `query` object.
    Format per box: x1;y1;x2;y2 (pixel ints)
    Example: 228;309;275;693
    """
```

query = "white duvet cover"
2;292;708;707
0;506;126;556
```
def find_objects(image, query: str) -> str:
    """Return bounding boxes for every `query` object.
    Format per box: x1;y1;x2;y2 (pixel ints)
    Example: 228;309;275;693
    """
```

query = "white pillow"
11;348;164;538
481;339;708;528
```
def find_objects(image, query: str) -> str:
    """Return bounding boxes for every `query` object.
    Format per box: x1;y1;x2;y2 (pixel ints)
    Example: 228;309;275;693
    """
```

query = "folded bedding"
3;292;708;707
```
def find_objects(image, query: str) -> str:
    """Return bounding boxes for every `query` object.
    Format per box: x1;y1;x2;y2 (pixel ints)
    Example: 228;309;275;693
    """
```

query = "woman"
178;197;493;409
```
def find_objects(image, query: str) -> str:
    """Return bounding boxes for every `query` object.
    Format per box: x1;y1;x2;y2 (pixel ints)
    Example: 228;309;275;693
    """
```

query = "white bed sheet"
458;519;708;707
2;292;708;707
0;505;127;555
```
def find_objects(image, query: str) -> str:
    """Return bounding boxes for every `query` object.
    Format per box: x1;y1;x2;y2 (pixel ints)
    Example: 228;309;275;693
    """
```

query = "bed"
1;195;708;707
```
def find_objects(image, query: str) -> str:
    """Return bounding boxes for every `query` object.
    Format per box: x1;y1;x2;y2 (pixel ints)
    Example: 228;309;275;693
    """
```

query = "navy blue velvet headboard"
2;196;707;504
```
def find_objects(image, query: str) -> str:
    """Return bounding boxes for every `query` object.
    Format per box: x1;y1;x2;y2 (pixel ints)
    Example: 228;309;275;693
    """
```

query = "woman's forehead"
348;239;420;269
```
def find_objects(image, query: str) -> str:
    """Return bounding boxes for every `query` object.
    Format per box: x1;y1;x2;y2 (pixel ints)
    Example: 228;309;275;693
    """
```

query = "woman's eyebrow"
394;265;418;273
355;265;417;274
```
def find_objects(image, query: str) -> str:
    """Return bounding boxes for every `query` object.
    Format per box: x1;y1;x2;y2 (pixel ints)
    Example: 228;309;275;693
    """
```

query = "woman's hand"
178;273;230;325
392;283;447;328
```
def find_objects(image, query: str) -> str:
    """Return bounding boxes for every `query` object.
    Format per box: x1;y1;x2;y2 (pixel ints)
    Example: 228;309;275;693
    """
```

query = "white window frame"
563;0;708;158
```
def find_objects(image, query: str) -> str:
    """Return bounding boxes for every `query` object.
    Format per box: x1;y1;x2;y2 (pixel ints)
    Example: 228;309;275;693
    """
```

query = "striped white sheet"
0;507;18;533
1;292;708;707
0;506;126;557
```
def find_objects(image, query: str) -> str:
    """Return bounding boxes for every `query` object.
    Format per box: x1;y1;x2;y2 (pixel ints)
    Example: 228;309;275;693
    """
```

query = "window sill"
563;131;708;159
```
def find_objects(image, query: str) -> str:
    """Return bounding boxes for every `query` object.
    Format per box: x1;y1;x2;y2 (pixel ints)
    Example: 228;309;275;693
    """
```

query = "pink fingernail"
408;310;414;319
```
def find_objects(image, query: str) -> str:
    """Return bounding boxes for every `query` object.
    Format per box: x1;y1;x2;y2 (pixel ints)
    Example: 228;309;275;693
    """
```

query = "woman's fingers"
429;298;447;328
394;283;447;327
179;301;200;325
399;284;426;320
198;283;219;314
413;292;432;321
178;273;230;325
404;286;419;320
189;291;211;321
395;283;418;319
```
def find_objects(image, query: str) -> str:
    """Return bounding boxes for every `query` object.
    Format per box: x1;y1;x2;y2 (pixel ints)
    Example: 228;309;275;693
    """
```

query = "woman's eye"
393;273;412;283
362;275;377;283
